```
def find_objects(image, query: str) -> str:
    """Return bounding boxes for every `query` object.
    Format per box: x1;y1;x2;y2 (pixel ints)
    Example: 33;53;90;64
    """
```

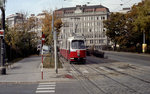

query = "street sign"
42;34;45;45
0;30;4;36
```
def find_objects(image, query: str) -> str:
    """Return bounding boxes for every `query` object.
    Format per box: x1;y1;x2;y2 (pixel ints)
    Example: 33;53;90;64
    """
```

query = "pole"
143;31;145;44
142;31;147;53
52;12;58;74
41;54;43;80
0;1;6;75
41;32;43;80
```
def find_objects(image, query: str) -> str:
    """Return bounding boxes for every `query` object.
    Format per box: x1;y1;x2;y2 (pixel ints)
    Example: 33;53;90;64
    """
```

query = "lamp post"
52;11;58;74
142;31;147;53
0;0;6;75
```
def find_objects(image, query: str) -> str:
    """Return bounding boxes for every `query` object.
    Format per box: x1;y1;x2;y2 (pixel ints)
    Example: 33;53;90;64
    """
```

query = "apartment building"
7;13;45;37
55;4;110;50
6;13;25;28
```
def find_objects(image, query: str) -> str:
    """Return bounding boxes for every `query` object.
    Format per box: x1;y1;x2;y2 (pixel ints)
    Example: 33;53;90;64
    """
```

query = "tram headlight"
70;58;74;60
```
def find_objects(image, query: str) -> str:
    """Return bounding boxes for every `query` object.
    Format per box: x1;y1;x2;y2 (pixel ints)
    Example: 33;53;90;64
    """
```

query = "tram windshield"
71;40;85;49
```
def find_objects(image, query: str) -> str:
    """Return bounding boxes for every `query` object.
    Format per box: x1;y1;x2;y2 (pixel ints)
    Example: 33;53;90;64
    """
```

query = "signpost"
41;33;45;80
0;30;4;36
0;0;6;75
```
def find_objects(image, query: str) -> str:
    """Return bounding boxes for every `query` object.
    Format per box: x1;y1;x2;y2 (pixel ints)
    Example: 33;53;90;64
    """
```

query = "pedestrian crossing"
36;82;56;94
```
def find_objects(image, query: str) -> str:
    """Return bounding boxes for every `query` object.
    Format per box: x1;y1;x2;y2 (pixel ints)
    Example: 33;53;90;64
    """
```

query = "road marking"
79;68;89;74
37;87;55;90
111;66;124;72
99;67;112;72
36;90;55;93
38;85;56;87
83;70;89;73
36;82;56;94
39;82;56;85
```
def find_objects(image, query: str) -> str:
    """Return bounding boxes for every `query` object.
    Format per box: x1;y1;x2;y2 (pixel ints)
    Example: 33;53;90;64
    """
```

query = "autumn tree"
5;13;38;61
104;0;150;52
42;10;62;45
133;0;150;51
104;13;126;50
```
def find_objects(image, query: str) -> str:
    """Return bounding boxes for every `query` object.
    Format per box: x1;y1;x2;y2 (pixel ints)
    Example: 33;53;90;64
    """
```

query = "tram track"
60;56;108;94
86;57;150;94
60;55;150;94
87;56;150;84
70;64;109;94
85;62;142;94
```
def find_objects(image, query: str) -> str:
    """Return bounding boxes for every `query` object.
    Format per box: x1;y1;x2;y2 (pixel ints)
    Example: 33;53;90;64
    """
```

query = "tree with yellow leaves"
41;10;62;45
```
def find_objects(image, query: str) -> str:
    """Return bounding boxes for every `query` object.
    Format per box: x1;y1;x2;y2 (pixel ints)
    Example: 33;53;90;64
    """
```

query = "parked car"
41;45;50;55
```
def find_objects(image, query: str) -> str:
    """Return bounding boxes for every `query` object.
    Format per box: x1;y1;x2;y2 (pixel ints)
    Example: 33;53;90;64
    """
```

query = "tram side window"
72;40;85;49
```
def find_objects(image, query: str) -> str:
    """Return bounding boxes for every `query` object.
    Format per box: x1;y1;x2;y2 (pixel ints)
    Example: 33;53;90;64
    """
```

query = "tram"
60;35;86;64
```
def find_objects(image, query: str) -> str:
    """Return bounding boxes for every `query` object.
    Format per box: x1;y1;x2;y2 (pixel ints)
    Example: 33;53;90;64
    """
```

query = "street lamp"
0;0;6;75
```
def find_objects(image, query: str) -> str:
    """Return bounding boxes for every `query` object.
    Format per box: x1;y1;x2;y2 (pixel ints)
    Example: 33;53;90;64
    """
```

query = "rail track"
60;55;150;94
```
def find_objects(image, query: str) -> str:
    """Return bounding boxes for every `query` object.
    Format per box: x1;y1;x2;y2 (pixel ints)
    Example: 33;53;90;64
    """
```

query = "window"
71;40;85;49
91;16;93;20
89;29;92;32
97;17;99;20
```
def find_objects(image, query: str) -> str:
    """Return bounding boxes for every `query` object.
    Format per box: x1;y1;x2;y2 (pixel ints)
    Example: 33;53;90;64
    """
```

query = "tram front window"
72;40;85;49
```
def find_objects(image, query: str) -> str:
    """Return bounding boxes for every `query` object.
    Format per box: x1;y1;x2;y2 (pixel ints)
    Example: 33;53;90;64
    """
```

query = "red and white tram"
60;35;86;64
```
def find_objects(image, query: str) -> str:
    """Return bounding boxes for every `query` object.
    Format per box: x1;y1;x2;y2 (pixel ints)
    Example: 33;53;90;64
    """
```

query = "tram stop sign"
0;30;4;37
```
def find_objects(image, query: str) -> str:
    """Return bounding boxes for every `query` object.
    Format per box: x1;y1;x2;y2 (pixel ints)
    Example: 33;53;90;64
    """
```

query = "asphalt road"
0;81;87;94
0;83;37;94
1;52;150;94
104;51;150;66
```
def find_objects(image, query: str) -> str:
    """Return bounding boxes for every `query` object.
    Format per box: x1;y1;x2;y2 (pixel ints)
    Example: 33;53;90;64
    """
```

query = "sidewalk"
0;56;73;83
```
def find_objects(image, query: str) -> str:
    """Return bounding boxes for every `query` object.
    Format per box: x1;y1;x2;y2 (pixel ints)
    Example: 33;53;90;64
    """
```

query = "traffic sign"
0;30;4;36
42;34;45;45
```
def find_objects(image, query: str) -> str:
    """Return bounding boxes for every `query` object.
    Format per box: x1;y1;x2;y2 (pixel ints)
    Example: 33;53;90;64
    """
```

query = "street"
105;51;150;66
0;52;150;94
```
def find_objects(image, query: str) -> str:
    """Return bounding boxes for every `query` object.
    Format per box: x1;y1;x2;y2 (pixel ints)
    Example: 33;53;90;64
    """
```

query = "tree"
104;13;126;50
42;10;62;45
132;0;150;52
5;12;38;60
104;0;150;52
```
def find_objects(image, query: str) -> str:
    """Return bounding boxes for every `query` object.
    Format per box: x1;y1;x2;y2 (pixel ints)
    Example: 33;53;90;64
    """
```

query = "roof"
56;4;109;12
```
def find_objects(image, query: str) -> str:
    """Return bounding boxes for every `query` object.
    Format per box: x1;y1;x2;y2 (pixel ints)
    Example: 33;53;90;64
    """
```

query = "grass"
43;53;63;68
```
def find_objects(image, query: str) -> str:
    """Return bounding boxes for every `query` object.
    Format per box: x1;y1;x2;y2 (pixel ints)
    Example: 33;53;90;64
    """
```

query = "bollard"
0;67;6;75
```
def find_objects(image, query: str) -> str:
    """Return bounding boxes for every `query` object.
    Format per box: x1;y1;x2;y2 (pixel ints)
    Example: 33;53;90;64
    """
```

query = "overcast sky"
5;0;142;16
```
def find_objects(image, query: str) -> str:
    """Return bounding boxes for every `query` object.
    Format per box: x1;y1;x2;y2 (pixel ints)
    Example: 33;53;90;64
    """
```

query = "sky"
5;0;142;17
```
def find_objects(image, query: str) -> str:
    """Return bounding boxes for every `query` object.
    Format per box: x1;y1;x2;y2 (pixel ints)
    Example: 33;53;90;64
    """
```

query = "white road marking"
36;82;56;94
37;87;55;90
39;82;56;85
111;66;124;72
36;90;55;93
99;67;112;72
83;70;89;73
38;85;56;87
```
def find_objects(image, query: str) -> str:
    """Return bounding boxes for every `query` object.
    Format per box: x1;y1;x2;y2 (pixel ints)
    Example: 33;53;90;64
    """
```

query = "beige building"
6;13;25;28
7;13;46;38
55;4;110;50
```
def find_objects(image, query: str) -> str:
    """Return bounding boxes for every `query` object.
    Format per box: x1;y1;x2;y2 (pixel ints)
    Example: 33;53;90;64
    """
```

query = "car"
41;45;50;55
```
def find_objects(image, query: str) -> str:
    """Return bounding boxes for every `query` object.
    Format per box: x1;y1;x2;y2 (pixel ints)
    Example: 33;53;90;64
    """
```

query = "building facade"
55;4;110;50
6;13;25;28
7;13;45;38
119;8;131;14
